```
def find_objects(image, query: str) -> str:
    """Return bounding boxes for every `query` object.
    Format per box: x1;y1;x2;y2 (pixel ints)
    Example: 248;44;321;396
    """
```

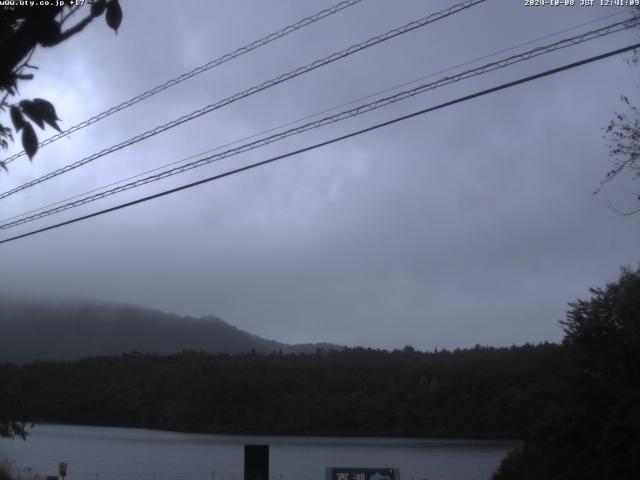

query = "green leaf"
91;0;107;16
10;106;25;132
19;100;44;130
21;122;38;160
106;0;123;33
32;98;62;132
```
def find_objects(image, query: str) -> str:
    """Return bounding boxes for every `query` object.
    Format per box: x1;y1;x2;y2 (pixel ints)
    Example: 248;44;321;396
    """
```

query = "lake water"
0;425;517;480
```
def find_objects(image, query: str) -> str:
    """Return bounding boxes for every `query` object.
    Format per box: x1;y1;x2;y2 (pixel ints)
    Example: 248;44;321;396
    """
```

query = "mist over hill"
0;297;339;362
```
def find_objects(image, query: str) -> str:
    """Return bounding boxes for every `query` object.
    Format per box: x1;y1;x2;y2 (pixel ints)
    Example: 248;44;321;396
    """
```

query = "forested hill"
0;297;338;362
0;344;569;438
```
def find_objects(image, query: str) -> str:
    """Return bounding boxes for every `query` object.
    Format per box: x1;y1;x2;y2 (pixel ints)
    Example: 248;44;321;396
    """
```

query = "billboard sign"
326;468;399;480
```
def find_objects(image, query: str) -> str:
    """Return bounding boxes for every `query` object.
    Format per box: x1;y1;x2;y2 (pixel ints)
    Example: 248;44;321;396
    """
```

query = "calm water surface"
0;425;518;480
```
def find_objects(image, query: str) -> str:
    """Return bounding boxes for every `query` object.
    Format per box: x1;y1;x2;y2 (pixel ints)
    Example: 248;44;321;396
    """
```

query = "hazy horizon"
0;291;582;351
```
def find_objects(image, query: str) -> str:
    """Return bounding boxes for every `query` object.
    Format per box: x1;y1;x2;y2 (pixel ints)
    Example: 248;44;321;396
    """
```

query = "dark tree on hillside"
561;267;640;384
0;0;123;168
493;266;640;480
0;383;26;439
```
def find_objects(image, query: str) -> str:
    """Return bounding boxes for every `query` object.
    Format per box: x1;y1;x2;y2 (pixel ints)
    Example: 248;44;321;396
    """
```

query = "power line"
0;0;487;200
1;42;637;246
2;17;636;230
2;17;633;228
1;0;366;167
2;9;628;226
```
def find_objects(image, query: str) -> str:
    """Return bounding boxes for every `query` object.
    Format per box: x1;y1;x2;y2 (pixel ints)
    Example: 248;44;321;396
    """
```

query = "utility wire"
1;8;628;226
1;18;636;230
0;0;487;200
1;0;366;167
1;42;637;246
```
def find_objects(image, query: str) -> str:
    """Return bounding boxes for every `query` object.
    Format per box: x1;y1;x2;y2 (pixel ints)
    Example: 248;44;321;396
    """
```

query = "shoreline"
13;423;523;446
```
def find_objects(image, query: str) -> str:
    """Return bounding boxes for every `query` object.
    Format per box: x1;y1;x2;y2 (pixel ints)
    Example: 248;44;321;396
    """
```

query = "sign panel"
326;468;399;480
244;444;269;480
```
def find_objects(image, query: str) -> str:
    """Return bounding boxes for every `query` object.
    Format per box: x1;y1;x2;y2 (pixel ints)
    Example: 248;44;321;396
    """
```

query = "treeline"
0;343;569;438
493;267;640;479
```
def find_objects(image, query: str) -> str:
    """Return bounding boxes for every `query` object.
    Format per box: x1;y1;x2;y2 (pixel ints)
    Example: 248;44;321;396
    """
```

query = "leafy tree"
561;266;640;384
0;0;123;169
596;8;640;214
493;266;640;480
600;95;640;215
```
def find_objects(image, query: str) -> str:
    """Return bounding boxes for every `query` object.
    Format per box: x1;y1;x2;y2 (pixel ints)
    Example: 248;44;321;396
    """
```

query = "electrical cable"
1;17;635;230
1;8;628;225
1;42;637;246
1;0;366;166
0;0;487;200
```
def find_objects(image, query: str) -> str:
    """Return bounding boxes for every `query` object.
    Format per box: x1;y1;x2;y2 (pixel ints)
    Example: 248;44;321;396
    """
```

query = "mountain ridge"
0;297;341;362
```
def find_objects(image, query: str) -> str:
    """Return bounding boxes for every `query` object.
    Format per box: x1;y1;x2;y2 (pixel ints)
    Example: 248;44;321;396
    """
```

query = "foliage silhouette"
493;266;640;480
597;7;640;214
0;0;123;168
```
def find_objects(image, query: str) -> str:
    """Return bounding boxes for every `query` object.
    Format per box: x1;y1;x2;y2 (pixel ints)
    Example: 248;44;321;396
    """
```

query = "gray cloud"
1;0;638;350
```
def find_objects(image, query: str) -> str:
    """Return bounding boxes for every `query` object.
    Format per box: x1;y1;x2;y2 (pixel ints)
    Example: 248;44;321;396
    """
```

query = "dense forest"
1;343;568;438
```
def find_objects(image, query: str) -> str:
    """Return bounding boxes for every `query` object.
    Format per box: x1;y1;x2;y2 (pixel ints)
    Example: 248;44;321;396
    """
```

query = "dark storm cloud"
0;0;638;349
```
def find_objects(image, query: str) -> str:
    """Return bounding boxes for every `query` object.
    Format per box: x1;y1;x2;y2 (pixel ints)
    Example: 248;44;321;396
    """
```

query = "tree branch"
52;11;102;46
606;199;640;216
60;5;82;25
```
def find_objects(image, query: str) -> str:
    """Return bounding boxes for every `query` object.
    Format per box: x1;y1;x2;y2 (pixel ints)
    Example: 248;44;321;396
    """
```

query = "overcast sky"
0;0;638;350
